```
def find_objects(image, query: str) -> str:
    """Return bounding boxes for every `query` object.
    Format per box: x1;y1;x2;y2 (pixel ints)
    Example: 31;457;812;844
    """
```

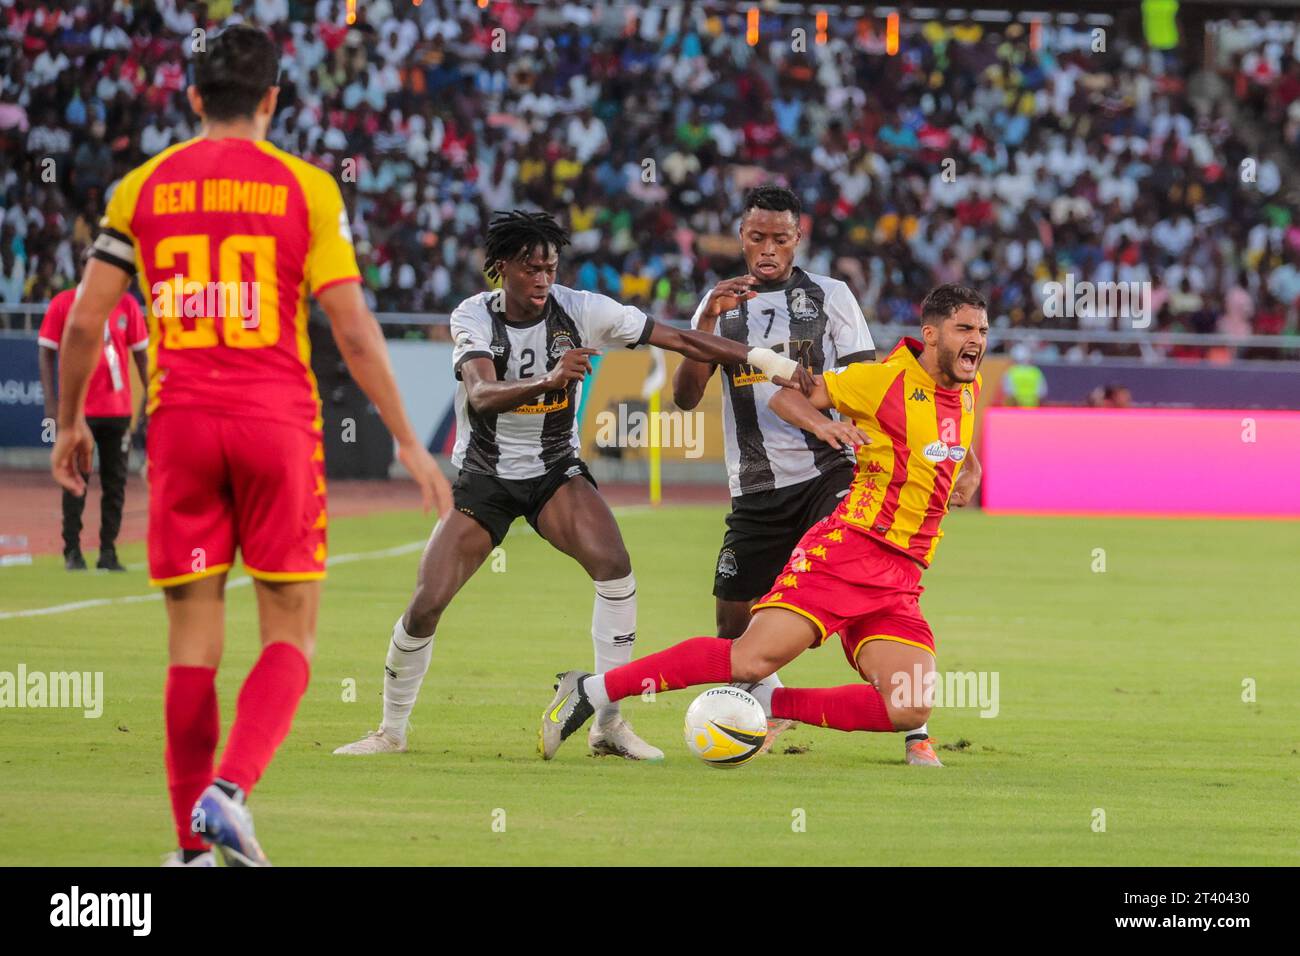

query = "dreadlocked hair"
483;210;570;282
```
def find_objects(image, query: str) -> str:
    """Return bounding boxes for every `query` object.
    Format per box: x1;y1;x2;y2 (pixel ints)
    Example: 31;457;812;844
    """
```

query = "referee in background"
38;280;148;571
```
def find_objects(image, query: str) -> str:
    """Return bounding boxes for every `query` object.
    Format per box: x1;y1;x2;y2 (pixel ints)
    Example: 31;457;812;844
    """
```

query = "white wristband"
746;347;798;381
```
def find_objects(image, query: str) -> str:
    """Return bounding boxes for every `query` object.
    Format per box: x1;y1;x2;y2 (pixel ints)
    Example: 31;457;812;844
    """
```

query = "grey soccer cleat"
539;670;595;760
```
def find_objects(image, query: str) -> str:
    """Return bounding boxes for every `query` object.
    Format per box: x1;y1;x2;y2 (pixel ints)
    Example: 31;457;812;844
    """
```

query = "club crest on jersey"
962;388;974;412
549;333;575;361
716;548;738;578
115;314;127;331
789;288;819;319
922;440;950;463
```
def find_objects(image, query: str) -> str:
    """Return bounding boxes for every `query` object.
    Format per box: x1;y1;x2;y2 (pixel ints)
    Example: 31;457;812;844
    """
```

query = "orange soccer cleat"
904;736;944;767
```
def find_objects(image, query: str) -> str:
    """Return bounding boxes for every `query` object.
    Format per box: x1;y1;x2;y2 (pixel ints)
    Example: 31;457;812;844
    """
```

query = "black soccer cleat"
64;549;87;571
539;670;595;760
96;548;126;572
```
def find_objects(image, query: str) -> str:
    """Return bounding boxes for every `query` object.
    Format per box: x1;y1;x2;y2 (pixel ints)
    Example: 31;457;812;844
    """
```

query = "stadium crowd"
1;0;1297;360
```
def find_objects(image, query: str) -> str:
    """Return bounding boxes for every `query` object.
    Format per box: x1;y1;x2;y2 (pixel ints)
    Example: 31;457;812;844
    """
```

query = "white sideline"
0;504;664;621
0;539;427;621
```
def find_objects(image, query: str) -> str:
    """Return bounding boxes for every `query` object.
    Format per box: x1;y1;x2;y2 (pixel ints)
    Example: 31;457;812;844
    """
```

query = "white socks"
582;673;611;709
591;572;637;725
905;723;930;743
381;616;434;741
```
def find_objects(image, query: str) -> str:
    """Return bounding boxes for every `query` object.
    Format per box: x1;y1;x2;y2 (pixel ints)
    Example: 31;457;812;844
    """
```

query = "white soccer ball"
683;686;769;768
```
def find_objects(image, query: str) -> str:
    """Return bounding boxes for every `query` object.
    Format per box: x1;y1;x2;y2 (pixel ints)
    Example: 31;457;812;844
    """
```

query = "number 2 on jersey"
154;234;280;349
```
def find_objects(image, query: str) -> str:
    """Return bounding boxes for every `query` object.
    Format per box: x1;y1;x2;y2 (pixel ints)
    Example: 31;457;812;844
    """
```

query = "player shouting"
334;210;812;760
540;285;987;762
673;185;978;764
50;24;450;866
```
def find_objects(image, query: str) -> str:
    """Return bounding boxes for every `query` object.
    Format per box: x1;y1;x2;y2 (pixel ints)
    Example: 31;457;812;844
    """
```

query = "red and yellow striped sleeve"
822;362;900;425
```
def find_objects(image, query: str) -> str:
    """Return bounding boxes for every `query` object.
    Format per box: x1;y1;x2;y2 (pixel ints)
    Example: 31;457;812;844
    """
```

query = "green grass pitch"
0;505;1295;865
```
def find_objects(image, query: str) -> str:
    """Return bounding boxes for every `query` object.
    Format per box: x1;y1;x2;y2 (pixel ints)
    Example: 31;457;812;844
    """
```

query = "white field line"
0;504;669;621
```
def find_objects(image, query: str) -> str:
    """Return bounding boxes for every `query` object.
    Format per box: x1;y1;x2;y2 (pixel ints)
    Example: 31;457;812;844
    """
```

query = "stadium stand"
1;0;1297;360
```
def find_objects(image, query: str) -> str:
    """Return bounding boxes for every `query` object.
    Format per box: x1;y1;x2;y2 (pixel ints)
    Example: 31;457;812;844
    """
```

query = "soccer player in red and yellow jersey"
540;285;988;763
49;24;451;866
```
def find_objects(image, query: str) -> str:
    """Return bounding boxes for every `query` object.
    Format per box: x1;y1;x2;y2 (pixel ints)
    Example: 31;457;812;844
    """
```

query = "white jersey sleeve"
450;293;496;380
571;289;655;350
826;281;875;364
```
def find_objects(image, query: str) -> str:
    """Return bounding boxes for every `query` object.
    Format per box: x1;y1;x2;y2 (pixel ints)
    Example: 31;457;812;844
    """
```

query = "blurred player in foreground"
541;285;987;763
334;209;812;761
50;24;450;866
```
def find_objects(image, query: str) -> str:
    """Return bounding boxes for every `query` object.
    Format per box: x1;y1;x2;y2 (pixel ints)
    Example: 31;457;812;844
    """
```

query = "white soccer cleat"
332;728;407;755
161;850;216;867
588;717;664;761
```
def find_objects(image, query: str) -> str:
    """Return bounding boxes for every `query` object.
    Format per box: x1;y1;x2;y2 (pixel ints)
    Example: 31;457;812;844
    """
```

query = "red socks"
215;642;310;794
772;684;896;732
603;636;733;702
165;665;220;851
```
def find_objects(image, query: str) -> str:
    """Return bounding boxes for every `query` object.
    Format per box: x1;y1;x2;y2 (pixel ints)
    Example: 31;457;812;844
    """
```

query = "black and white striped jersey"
450;285;654;479
691;267;875;497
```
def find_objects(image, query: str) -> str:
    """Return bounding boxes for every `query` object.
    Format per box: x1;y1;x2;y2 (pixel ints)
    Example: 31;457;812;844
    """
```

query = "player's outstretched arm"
318;281;451;517
51;259;129;494
647;323;814;394
769;377;870;451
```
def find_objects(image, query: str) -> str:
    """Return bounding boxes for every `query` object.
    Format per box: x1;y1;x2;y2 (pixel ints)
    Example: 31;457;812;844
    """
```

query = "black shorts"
452;457;596;547
713;464;854;602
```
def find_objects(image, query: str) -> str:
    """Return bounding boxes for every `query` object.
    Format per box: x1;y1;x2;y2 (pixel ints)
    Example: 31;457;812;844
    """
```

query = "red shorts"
146;408;327;586
752;512;935;674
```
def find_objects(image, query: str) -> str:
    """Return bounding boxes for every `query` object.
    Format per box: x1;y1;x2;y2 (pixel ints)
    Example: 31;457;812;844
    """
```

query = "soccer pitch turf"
0;505;1295;866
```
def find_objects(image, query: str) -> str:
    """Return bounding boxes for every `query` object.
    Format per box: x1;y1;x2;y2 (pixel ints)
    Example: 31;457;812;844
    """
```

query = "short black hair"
920;284;987;325
741;184;801;220
192;24;280;122
483;210;570;281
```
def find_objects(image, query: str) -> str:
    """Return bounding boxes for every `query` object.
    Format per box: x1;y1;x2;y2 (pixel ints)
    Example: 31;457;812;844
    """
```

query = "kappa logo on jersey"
948;445;967;462
789;288;819;319
865;460;886;474
549;333;575;361
909;388;929;402
716;548;738;578
922;440;950;462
